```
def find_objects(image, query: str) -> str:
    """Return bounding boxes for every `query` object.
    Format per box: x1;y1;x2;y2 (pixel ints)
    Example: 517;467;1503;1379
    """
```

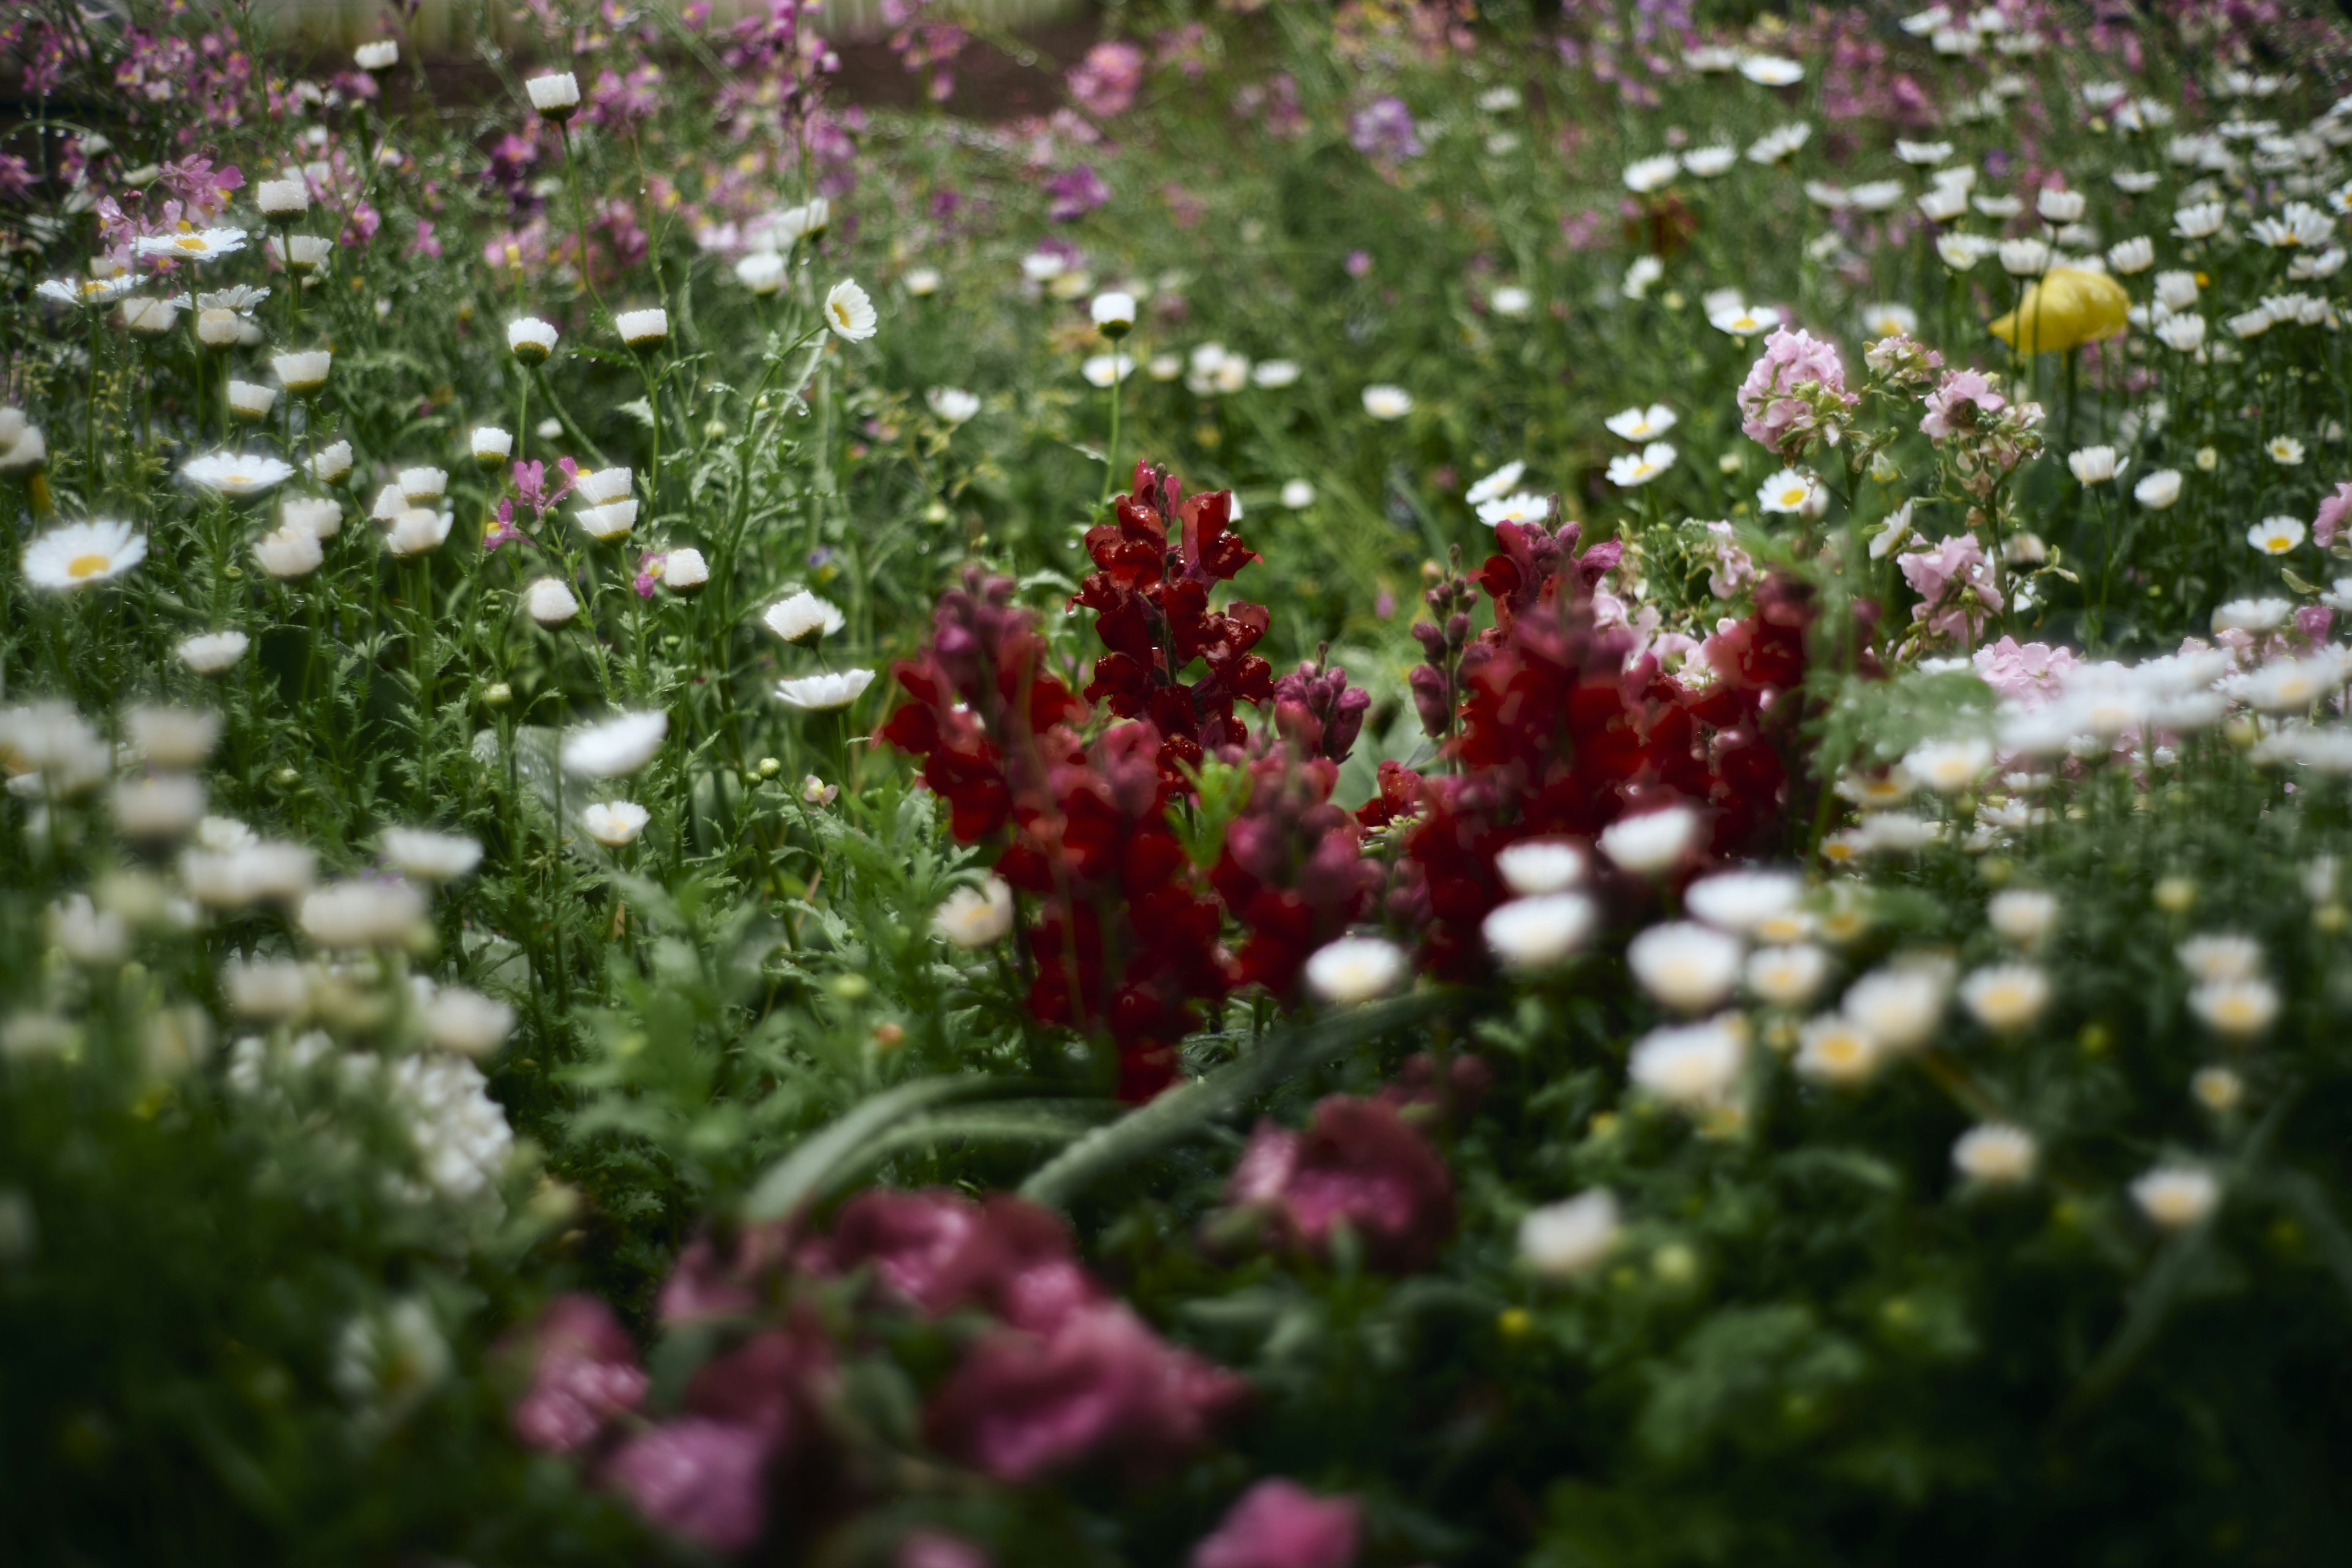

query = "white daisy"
824;279;878;341
182;451;296;499
562;710;669;777
1605;404;1676;441
1755;468;1822;515
135;224;249;262
1304;935;1409;1005
581;800;651;847
22;519;146;591
774;669;876;711
1607;442;1676;488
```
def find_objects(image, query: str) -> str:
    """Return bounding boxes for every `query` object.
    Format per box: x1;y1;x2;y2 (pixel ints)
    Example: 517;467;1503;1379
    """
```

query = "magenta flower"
1193;1480;1363;1568
510;1295;649;1453
1736;327;1856;462
2312;480;2352;548
1047;164;1111;222
602;1418;769;1552
1224;1095;1457;1272
1971;636;2081;706
925;1302;1245;1482
813;1188;1101;1333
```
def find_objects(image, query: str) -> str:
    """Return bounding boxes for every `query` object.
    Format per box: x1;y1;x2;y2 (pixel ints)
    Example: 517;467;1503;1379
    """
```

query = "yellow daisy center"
175;234;208;251
67;552;111;579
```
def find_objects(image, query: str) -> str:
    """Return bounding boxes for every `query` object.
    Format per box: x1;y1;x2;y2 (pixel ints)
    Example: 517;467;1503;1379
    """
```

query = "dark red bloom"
1223;1095;1457;1272
1212;753;1382;998
1073;461;1272;791
1393;523;1814;974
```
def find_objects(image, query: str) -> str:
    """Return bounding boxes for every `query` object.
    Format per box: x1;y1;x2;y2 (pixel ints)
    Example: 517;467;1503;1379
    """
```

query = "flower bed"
8;1;2352;1561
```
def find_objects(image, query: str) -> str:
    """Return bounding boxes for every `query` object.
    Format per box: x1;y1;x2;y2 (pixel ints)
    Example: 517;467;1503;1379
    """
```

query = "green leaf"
742;1074;1003;1222
1019;990;1454;1210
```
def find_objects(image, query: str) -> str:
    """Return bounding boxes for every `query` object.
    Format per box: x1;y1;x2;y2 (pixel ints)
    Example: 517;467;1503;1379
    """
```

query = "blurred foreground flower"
1988;266;2129;355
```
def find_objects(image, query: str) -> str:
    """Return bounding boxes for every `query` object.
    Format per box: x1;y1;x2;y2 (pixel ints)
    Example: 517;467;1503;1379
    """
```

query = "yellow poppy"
1989;266;2132;354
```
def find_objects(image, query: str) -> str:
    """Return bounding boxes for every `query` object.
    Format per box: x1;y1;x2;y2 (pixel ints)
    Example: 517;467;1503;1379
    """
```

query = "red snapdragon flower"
1074;461;1273;791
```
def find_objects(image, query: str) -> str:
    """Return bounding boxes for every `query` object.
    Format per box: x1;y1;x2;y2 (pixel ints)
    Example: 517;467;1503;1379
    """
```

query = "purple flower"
1068;40;1145;119
1344;250;1373;279
602;1418;769;1552
1348;96;1421;161
510;1295;649;1453
1047;164;1111;222
1193;1480;1362;1568
1224;1095;1456;1271
1736;327;1856;462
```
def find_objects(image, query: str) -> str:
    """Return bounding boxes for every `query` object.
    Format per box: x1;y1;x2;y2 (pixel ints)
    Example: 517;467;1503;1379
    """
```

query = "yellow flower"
1988;266;2131;354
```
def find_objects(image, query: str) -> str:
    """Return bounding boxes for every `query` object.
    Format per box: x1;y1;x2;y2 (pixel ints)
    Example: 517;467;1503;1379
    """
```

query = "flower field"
11;0;2352;1560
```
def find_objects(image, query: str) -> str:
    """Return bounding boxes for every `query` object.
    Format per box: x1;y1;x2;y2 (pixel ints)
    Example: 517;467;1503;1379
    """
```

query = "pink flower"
899;1530;993;1568
1224;1095;1456;1272
1920;368;2005;442
925;1302;1246;1482
511;1295;649;1453
2313;481;2352;548
1972;636;2080;705
1192;1480;1363;1568
1068;40;1145;118
2297;605;2335;644
602;1418;769;1552
1736;327;1856;461
1899;532;2002;643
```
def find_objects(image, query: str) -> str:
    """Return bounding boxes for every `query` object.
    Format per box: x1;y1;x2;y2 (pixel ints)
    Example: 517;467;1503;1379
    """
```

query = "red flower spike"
1074;462;1270;794
1394;538;1814;976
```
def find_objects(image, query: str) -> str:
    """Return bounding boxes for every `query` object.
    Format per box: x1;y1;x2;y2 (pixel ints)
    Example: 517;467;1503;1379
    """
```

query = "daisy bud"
354;39;399;72
196;307;243;349
526;71;582;121
307;440;354;484
273;350;333;392
1090;290;1137;338
225;380;277;422
525;576;581;625
470;426;513;466
661;547;708;590
508;317;559;363
255;178;310;217
615;307;669;346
